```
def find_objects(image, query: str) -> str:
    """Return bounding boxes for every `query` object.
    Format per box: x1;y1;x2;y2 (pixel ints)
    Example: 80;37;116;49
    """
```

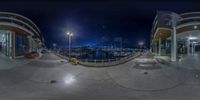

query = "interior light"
188;36;198;40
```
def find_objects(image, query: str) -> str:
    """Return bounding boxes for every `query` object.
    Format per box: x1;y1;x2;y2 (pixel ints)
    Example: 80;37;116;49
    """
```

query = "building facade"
0;12;44;58
151;11;200;61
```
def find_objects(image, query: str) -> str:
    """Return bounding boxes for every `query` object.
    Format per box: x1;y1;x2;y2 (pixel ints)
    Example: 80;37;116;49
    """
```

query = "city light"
138;41;144;46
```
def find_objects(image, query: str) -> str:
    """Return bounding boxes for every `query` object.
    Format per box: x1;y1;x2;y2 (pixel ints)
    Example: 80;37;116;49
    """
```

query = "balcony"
0;12;41;38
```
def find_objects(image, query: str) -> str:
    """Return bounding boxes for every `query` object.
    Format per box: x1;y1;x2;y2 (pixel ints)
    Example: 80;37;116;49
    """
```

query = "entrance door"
0;31;12;58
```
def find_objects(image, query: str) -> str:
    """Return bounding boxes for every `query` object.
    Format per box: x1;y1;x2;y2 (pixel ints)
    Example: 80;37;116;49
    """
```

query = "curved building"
0;12;44;58
151;11;200;61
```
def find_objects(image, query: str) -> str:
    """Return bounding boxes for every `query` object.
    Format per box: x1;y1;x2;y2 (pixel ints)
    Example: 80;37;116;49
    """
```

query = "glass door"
0;31;12;58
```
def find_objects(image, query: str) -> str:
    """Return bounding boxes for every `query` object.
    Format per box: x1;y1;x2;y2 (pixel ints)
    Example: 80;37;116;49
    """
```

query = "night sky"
1;0;200;48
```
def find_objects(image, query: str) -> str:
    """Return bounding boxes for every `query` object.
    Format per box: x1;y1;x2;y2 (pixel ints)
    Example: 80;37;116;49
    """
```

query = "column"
28;36;33;52
12;32;15;59
165;40;168;54
194;44;196;54
171;27;176;61
187;39;190;55
155;41;158;55
191;43;194;54
9;32;12;59
158;37;161;56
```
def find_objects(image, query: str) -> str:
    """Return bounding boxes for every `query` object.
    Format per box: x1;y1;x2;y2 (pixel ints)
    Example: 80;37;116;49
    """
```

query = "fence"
78;53;141;67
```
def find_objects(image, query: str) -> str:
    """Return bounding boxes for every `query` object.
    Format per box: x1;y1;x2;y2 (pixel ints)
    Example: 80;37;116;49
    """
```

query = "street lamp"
138;41;144;48
138;41;144;52
67;32;73;60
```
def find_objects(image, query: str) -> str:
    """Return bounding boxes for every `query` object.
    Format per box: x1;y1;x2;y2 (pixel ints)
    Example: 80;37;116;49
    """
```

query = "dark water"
81;49;115;60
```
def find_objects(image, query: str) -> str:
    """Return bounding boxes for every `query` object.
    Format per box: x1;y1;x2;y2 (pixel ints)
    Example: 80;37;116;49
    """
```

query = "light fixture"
138;41;144;46
192;41;198;44
188;36;198;40
67;32;73;36
194;25;198;29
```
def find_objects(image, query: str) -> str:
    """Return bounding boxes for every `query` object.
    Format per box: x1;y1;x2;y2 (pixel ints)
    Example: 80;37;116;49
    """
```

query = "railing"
177;17;200;26
0;17;40;38
0;13;41;38
151;18;172;39
176;12;200;26
0;12;40;34
152;12;200;43
56;51;141;67
78;53;141;67
180;12;200;18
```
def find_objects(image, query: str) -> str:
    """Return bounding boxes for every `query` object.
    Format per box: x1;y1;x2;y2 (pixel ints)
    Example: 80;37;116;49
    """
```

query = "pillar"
155;42;158;55
158;37;161;56
191;43;195;54
28;36;33;52
171;27;176;61
187;39;190;55
165;40;168;55
12;32;15;59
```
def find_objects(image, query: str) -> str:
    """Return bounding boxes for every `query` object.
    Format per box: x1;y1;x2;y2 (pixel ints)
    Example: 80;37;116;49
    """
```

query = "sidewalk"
174;53;200;69
0;54;31;70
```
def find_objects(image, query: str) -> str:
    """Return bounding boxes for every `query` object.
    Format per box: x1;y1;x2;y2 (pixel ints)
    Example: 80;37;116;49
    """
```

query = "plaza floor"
0;52;200;100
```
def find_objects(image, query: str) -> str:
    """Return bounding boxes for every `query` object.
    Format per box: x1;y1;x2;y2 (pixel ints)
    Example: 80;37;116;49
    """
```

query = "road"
0;52;200;100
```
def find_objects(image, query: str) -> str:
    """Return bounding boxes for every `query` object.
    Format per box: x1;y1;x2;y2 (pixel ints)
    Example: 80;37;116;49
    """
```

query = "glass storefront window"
0;30;12;58
15;33;28;56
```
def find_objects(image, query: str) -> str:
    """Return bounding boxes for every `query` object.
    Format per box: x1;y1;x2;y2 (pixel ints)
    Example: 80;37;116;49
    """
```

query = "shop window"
15;34;28;56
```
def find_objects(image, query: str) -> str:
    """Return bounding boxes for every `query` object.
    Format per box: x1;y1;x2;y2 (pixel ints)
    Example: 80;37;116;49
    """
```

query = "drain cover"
50;80;57;84
60;60;65;63
144;72;148;75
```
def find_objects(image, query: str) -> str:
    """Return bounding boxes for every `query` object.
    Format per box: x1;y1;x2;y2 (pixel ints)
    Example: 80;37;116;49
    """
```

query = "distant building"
151;11;200;61
0;12;44;58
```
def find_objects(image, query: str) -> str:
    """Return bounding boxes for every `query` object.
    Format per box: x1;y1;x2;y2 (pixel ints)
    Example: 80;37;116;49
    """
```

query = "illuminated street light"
138;41;144;51
66;32;73;60
138;41;144;47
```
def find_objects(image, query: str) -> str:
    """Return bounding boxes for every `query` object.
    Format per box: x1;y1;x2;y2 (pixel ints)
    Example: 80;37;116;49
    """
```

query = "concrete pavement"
0;52;200;100
0;53;31;70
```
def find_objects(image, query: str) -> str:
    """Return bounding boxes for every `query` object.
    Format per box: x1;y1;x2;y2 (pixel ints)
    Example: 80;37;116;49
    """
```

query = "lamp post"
138;41;144;49
67;32;73;60
138;41;145;53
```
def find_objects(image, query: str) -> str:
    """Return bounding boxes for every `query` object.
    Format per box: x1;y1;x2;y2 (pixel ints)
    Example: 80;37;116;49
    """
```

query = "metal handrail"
177;18;200;26
78;53;135;63
0;18;40;37
0;17;40;36
0;12;41;33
